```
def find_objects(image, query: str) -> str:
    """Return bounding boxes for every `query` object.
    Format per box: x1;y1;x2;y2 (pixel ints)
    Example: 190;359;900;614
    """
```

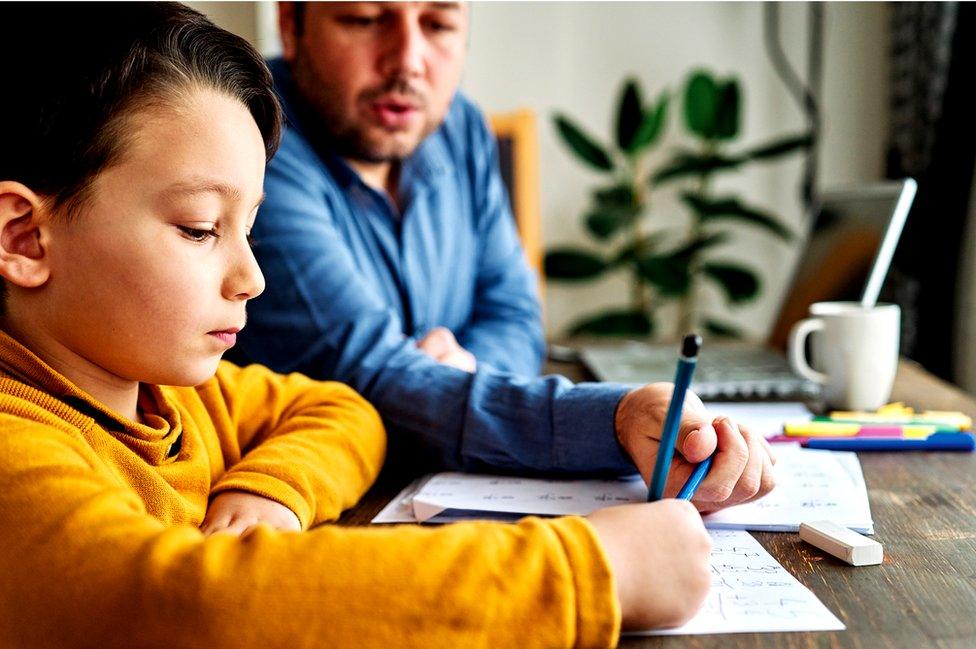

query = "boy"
0;4;723;647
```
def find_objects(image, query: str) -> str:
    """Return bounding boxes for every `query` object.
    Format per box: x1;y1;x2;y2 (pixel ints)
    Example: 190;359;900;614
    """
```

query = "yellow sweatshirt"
0;330;620;648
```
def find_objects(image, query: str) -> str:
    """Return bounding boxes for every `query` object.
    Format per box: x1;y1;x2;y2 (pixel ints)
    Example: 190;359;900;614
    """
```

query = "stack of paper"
372;488;847;636
372;446;873;534
371;444;858;637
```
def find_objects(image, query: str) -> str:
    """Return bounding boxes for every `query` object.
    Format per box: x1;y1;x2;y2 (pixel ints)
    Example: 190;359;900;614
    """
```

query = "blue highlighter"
648;333;712;502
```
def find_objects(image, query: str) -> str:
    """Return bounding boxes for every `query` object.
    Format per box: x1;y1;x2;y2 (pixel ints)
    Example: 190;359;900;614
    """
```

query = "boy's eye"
177;225;218;242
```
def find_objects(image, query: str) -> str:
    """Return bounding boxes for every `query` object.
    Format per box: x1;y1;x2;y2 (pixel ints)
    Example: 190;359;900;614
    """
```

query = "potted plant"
546;69;811;339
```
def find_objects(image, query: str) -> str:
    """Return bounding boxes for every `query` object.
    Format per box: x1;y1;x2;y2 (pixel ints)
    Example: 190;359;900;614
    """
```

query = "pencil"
677;455;713;500
648;333;701;501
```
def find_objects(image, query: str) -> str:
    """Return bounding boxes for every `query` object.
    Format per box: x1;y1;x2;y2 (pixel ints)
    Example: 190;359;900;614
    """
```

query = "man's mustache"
360;78;428;107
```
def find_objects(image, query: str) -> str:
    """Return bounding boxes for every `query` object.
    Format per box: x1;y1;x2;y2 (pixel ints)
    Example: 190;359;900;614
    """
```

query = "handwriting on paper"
638;530;845;636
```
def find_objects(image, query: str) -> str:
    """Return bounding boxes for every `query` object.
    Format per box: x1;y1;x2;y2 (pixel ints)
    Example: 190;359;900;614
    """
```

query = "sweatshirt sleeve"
205;362;386;528
0;422;620;649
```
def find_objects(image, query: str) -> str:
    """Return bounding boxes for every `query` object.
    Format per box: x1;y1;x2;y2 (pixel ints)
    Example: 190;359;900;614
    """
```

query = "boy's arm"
0;425;619;648
204;362;386;528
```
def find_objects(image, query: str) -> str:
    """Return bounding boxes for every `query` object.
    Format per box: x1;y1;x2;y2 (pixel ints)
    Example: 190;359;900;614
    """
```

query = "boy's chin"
153;359;223;387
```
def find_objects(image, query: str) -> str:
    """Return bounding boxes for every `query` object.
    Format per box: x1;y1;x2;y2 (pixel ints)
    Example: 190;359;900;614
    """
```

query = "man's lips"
369;98;421;129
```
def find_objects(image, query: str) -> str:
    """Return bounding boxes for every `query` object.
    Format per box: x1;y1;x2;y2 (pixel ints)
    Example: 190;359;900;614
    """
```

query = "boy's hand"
587;500;712;630
200;490;302;536
416;327;477;373
614;383;776;513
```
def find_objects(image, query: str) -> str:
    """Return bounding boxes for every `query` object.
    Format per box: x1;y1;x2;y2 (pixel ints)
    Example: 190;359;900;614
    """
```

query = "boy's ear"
0;181;50;288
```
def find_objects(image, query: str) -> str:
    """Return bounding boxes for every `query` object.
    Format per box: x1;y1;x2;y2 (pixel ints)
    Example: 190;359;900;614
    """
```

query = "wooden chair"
488;109;544;296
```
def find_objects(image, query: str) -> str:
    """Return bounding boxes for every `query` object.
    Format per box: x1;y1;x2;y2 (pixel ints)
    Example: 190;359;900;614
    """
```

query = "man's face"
283;2;468;163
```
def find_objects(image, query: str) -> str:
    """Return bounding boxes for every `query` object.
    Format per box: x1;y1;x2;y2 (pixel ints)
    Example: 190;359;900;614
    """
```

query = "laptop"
578;178;918;400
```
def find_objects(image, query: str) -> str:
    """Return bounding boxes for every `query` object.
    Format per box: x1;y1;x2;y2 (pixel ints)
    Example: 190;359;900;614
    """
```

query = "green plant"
546;70;811;338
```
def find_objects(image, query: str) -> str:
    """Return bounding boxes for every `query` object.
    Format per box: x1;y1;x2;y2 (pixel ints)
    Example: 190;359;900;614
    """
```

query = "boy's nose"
226;246;265;301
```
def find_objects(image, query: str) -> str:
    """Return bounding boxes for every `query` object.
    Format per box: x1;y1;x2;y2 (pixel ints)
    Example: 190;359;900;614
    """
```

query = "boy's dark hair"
0;2;282;218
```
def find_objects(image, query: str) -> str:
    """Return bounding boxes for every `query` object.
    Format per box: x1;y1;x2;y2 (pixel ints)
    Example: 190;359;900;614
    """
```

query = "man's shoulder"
437;91;495;153
264;57;334;188
270;127;322;174
265;124;336;202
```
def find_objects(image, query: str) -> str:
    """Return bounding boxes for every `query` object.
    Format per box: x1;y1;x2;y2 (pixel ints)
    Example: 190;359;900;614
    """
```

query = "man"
236;2;775;506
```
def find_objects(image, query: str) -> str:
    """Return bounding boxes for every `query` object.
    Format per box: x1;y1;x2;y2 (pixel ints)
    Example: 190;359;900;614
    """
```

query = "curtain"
886;1;976;383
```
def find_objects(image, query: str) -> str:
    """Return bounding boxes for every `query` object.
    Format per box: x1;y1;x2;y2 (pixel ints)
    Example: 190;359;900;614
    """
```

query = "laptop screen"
767;179;916;349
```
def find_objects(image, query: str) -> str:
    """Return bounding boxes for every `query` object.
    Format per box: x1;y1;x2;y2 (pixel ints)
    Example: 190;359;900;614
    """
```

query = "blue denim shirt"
235;59;634;475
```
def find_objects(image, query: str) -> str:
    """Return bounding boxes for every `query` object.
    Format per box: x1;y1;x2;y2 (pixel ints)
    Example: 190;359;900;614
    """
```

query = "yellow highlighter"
784;422;940;439
828;403;972;430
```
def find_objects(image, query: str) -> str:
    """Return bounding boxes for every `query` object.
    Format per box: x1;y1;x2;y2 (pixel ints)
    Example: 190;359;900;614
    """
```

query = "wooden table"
341;359;976;648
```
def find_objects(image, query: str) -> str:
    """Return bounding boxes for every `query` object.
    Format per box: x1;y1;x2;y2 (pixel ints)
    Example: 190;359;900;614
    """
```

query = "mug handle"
788;318;829;384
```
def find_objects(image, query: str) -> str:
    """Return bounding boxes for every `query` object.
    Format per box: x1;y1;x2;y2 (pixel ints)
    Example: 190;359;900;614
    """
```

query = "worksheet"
371;446;873;534
703;445;873;533
634;530;845;636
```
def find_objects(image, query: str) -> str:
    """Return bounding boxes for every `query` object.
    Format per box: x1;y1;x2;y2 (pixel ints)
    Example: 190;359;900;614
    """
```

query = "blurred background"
187;2;975;392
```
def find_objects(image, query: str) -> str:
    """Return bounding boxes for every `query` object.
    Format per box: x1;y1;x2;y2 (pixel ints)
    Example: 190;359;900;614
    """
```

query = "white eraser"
799;520;883;566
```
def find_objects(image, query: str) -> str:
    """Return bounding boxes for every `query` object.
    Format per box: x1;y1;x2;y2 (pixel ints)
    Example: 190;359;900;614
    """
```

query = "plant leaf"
713;79;740;140
615;78;644;151
684;70;719;138
680;193;794;240
669;232;731;259
544;248;608;281
612;231;669;265
593;183;635;209
636;254;691;296
569;309;654;336
634;232;727;296
652;152;743;184
553;114;614;172
584;206;640;240
703;318;743;338
629;92;669;153
745;133;814;160
702;262;760;303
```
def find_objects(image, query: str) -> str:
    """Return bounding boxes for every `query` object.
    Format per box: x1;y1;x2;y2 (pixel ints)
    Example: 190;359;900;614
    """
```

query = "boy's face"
39;88;267;387
282;2;468;163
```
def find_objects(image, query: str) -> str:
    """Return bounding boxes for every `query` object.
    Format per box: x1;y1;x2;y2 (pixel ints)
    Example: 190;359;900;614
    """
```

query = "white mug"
788;302;900;410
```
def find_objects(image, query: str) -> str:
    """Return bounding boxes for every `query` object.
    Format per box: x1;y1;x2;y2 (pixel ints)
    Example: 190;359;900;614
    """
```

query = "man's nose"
380;15;425;79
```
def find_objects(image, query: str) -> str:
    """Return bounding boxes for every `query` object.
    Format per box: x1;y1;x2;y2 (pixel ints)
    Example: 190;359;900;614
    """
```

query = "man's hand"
614;383;776;513
416;327;477;372
200;490;302;536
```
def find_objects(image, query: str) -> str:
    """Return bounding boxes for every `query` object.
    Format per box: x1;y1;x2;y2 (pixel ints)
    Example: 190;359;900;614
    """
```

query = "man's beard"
292;52;437;164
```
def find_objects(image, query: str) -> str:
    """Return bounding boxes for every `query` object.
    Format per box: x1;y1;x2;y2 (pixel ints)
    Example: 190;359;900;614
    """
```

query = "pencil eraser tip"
682;333;702;358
